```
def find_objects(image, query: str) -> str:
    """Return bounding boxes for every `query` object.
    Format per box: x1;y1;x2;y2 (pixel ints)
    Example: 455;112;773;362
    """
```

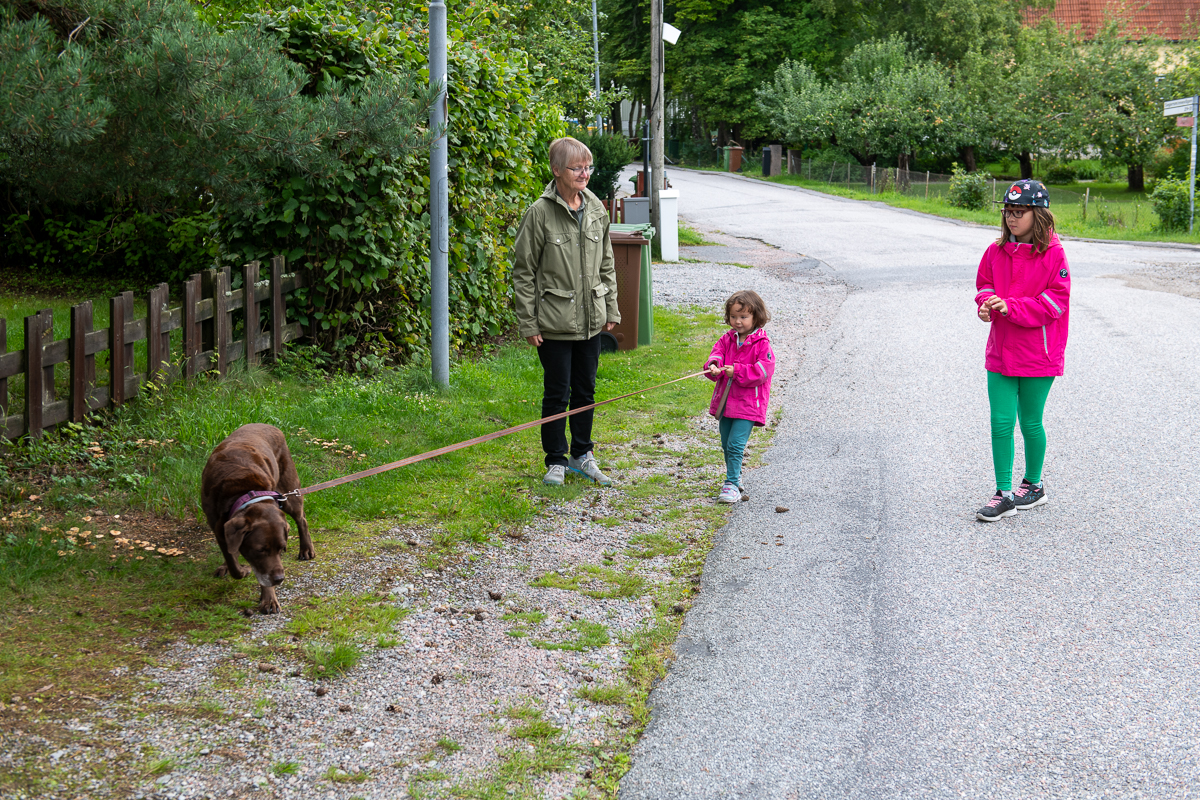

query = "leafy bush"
1043;164;1077;184
572;128;639;202
2;202;217;284
1149;172;1192;232
1071;161;1105;181
217;1;565;359
946;164;990;210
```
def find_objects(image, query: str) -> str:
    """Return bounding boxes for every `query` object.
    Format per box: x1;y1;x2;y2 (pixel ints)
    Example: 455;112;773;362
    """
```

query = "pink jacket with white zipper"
975;233;1071;377
704;327;775;425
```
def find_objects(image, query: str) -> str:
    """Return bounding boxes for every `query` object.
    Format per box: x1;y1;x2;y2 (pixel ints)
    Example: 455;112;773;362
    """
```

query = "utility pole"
649;0;664;237
591;0;602;131
429;0;449;387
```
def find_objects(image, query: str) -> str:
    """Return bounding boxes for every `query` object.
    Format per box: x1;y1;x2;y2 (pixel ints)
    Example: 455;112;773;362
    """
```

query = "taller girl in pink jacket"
704;290;776;504
974;179;1071;522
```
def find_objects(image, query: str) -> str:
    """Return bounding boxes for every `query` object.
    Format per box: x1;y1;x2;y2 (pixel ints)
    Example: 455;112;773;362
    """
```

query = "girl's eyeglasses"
566;165;595;175
1003;206;1031;219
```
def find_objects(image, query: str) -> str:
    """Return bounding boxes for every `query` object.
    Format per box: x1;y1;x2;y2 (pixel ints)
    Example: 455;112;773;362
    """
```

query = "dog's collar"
226;490;285;520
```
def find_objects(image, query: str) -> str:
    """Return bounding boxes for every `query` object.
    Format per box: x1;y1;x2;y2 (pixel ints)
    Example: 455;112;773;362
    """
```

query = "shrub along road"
621;168;1200;798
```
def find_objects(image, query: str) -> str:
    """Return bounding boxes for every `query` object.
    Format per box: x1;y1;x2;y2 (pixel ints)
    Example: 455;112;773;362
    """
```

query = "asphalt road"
621;170;1200;799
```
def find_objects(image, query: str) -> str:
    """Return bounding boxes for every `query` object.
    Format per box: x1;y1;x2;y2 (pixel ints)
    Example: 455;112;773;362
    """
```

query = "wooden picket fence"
0;257;306;441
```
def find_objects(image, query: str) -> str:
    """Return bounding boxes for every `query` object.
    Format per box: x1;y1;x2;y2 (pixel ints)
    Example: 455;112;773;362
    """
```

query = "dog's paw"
259;599;282;615
298;547;315;561
214;565;229;578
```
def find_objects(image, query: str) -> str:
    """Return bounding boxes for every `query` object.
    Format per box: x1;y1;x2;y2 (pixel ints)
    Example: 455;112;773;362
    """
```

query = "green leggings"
987;372;1055;491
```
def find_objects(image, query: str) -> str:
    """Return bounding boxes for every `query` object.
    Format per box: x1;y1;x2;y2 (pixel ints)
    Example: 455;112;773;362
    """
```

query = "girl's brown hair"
724;290;770;329
997;206;1056;252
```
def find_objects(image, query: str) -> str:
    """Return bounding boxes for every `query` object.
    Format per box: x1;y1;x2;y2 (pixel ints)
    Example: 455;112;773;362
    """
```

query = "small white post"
659;189;680;262
925;170;930;200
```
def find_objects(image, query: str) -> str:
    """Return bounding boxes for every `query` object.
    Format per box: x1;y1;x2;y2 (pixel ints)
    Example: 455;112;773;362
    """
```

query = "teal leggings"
987;371;1055;491
719;416;755;486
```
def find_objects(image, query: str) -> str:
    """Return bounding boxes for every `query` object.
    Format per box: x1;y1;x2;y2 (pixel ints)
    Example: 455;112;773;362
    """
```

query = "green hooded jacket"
512;181;620;341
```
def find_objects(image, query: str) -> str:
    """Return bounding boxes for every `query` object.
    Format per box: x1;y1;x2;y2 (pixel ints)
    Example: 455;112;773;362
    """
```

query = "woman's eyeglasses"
566;165;595;175
1003;206;1031;219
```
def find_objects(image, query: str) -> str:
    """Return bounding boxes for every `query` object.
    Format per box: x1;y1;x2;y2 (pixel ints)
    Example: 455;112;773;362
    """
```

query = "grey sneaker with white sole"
543;464;567;486
567;453;612;486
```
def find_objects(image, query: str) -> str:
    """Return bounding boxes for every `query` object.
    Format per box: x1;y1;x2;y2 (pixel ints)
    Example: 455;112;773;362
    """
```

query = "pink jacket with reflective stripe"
704;327;775;425
975;233;1071;377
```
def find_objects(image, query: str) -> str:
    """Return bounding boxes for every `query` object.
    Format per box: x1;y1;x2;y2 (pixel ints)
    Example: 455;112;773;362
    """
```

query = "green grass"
677;222;717;247
323;766;369;783
575;682;628;705
0;306;718;699
303;641;363;677
531;619;610;652
530;565;646;599
271;761;300;777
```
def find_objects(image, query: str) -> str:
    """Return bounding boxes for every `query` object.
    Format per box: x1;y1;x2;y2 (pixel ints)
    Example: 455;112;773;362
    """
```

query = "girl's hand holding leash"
707;364;733;376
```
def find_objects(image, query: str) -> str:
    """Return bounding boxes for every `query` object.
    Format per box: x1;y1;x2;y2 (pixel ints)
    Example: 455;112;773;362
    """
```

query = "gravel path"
0;220;842;799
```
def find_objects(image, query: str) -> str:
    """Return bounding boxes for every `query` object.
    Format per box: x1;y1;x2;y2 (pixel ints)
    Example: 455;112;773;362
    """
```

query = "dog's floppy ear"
223;517;248;557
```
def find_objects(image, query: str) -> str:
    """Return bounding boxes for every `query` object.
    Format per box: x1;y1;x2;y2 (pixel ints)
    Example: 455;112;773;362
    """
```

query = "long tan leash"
295;370;710;496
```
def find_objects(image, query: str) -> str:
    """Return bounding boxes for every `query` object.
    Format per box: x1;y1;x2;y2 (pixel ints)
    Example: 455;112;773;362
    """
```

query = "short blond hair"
549;137;592;173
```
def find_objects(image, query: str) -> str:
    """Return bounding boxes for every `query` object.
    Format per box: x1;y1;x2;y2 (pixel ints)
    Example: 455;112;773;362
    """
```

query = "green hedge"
217;2;565;363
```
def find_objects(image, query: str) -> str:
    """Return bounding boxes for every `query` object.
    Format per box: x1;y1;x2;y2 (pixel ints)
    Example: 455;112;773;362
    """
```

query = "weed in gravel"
626;531;684;558
453;740;579;799
304;641;363;677
509;718;563;739
411;768;451;781
324;766;370;783
144;757;176;776
531;620;610;652
576;683;628;705
437;738;463;753
528;571;581;592
271;761;300;776
286;592;405;639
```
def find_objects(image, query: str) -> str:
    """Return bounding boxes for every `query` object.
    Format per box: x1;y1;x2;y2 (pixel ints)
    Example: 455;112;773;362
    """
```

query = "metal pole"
650;0;663;236
642;119;649;197
1191;94;1197;233
429;0;449;387
591;0;603;131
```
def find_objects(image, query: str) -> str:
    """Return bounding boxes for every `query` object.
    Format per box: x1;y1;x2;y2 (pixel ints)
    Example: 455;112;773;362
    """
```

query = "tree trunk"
1018;151;1033;180
959;145;977;172
610;102;622;137
1128;163;1145;192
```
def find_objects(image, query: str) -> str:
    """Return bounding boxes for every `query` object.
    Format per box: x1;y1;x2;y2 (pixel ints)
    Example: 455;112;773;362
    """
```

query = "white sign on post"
1164;96;1199;233
1164;97;1195;116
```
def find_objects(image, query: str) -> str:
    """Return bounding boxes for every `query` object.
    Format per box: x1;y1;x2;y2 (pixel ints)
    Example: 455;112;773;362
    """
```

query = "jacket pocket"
538;287;578;334
590;284;610;331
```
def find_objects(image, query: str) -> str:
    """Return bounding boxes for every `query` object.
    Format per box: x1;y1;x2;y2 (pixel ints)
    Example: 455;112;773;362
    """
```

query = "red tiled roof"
1024;0;1200;40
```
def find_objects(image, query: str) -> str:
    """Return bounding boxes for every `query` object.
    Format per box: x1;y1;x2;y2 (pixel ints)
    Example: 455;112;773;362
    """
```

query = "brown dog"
200;423;313;614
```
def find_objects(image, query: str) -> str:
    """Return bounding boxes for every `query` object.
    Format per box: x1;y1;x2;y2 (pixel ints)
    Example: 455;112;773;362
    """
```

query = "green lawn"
0;307;720;700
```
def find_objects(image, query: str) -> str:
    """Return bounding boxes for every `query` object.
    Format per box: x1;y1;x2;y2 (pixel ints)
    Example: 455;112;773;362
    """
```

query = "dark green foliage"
0;0;429;210
947;164;989;210
2;201;217;284
1042;164;1077;185
573;128;640;202
216;1;565;357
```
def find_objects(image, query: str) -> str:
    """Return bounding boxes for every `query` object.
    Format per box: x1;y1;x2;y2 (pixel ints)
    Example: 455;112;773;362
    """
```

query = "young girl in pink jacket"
704;290;776;504
974;179;1070;522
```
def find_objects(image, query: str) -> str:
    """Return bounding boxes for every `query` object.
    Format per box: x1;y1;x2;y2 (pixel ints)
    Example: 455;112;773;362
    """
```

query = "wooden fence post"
214;267;231;378
243;261;261;367
70;301;94;422
0;318;7;424
24;310;52;438
147;283;169;382
270;255;286;361
200;269;217;358
184;273;201;379
109;295;127;406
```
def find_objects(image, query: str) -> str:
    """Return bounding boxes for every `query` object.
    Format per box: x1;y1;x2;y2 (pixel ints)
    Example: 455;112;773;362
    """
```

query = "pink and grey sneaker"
976;491;1017;522
717;482;741;504
1013;479;1047;510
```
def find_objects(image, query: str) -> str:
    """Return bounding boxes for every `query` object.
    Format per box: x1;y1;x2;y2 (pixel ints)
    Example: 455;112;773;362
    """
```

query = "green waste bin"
609;223;654;347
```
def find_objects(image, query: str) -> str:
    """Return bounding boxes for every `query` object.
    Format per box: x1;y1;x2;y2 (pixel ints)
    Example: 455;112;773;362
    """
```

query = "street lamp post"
429;0;449;387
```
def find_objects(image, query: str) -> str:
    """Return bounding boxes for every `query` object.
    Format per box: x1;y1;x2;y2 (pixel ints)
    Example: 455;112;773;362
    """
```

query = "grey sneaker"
543;464;567;486
567;452;612;486
717;482;741;504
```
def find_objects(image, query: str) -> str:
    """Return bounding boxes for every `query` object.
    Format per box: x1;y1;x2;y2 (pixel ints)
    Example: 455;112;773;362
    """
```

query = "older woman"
513;136;620;486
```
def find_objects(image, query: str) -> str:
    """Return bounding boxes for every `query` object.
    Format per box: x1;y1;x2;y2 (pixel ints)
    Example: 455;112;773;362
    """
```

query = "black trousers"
536;335;601;467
